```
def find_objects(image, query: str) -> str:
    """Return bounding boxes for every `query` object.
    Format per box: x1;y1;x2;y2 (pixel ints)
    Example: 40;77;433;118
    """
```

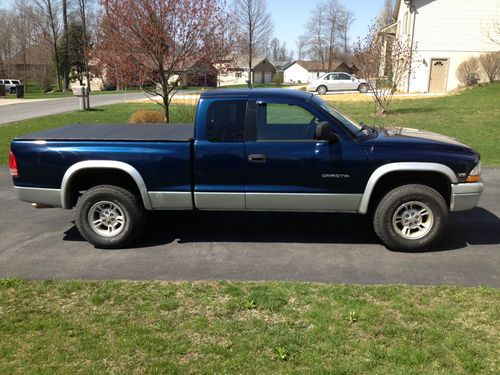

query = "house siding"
396;0;499;92
283;63;309;83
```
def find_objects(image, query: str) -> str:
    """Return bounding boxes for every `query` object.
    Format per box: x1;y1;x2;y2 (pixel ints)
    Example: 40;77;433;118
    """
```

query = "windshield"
311;95;363;136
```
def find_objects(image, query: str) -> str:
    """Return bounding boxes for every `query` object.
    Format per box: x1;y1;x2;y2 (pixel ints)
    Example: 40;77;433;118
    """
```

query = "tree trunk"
62;0;69;91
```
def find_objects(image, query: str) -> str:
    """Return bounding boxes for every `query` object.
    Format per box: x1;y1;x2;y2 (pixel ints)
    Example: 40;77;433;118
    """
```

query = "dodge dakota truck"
9;89;484;251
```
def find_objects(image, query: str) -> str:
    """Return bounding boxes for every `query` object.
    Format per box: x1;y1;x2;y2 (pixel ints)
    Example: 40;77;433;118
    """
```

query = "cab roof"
200;88;313;101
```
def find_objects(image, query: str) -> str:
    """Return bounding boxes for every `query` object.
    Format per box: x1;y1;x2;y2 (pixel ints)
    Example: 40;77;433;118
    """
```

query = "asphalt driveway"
0;167;499;286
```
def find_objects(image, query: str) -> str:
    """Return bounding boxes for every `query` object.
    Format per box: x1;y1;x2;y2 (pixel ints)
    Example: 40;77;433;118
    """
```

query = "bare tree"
295;36;308;60
354;23;417;114
304;2;327;67
324;0;341;69
302;0;355;67
62;0;69;91
376;0;396;29
12;0;35;93
338;7;355;58
268;38;292;61
233;0;273;84
0;9;15;76
74;0;92;109
478;52;500;83
32;0;62;90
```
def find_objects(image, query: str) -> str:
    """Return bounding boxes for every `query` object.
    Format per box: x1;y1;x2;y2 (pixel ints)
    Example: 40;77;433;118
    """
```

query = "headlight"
466;162;481;182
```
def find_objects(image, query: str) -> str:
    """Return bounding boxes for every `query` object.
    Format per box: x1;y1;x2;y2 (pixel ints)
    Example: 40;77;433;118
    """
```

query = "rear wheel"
358;83;369;93
373;184;448;251
316;85;327;95
75;185;145;248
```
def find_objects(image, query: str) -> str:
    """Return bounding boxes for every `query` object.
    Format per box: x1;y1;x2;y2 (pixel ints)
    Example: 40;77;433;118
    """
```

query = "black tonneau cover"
15;123;194;142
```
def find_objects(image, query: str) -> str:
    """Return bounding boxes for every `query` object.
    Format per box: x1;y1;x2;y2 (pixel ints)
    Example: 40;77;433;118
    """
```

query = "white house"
391;0;499;93
283;60;356;83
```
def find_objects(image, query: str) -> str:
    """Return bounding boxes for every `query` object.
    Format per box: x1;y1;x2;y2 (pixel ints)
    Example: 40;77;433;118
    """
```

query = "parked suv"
307;72;369;94
0;79;22;93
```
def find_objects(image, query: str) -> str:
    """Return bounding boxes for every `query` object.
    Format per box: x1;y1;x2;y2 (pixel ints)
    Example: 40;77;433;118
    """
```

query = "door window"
206;100;246;142
256;102;319;141
338;73;351;80
325;73;337;80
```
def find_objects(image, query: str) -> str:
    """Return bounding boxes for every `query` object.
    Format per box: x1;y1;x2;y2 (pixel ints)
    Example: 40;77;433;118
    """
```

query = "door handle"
248;154;266;163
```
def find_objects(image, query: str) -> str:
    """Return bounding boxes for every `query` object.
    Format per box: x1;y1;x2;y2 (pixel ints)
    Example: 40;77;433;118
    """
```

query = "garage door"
264;72;273;83
254;72;262;83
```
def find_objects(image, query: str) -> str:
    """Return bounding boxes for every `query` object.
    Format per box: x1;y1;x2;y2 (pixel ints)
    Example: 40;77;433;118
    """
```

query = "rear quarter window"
206;100;246;142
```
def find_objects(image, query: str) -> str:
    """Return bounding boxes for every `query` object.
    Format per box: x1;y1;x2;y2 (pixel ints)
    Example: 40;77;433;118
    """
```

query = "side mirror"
315;122;340;143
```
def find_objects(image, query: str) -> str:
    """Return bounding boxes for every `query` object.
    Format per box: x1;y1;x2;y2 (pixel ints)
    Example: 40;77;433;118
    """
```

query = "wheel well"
367;171;451;214
65;168;143;208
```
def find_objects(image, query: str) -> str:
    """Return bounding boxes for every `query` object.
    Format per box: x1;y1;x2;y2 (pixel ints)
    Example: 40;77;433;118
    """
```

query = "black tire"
358;83;369;93
373;184;448;252
316;85;327;95
75;185;146;249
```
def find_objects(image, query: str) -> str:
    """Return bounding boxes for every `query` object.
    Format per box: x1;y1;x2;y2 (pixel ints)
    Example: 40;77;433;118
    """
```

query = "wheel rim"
392;201;434;240
317;86;326;94
87;200;126;237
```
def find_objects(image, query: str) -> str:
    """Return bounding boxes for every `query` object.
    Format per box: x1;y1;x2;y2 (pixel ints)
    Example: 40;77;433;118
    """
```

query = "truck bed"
15;123;194;142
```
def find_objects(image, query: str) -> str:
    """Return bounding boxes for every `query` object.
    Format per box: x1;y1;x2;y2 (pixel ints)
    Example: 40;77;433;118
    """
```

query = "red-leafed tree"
97;0;235;122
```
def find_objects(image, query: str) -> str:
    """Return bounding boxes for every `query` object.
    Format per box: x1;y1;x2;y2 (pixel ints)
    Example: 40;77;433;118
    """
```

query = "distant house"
385;0;499;93
283;60;356;83
252;58;277;83
216;57;294;85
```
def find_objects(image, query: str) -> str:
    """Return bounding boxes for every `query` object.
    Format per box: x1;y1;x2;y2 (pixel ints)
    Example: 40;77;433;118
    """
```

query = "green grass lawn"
0;279;498;374
1;88;142;100
1;84;499;165
329;84;500;166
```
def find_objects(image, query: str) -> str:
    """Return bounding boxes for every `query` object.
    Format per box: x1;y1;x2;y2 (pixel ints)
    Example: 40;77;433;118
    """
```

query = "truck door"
244;99;364;211
193;98;247;210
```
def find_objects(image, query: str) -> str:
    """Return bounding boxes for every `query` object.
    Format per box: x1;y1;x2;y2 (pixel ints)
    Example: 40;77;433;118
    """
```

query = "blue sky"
267;0;386;56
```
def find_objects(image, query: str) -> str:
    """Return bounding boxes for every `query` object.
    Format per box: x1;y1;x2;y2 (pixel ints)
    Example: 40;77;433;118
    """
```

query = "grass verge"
328;84;500;166
0;279;498;374
1;89;142;100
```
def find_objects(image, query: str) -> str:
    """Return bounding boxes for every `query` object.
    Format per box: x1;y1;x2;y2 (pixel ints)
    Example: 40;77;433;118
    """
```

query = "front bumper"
450;182;484;211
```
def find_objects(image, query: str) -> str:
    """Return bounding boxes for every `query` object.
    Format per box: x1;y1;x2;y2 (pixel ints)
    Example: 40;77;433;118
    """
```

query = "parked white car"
0;79;22;93
307;72;369;94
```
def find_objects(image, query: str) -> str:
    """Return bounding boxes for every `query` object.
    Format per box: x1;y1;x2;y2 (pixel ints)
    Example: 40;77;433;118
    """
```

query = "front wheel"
373;184;448;251
75;185;146;248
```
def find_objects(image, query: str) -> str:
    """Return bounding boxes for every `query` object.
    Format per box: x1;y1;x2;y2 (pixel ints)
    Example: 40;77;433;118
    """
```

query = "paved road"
0;167;498;286
0;90;205;125
0;92;148;125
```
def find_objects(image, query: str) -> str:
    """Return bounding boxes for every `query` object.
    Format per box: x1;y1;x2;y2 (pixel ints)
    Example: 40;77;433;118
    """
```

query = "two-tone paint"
11;89;484;214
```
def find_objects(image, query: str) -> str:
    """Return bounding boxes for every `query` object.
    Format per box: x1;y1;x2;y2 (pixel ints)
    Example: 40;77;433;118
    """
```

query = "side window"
206;100;246;142
256;103;319;141
338;73;351;80
325;74;337;81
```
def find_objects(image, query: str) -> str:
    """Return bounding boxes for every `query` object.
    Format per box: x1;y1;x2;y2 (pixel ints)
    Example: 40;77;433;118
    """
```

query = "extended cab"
10;89;484;250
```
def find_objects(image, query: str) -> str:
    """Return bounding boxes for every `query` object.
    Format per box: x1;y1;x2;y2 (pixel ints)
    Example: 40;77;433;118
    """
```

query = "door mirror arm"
315;122;340;144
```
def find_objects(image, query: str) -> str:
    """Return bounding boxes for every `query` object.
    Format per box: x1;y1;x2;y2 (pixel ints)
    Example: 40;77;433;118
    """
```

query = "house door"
429;59;449;93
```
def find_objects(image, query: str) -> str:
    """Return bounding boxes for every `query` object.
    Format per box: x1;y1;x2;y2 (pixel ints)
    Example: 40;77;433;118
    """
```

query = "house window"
235;72;242;78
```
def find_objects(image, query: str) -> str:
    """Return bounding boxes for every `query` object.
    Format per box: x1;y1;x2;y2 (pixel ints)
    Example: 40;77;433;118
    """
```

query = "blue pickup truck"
9;89;483;251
